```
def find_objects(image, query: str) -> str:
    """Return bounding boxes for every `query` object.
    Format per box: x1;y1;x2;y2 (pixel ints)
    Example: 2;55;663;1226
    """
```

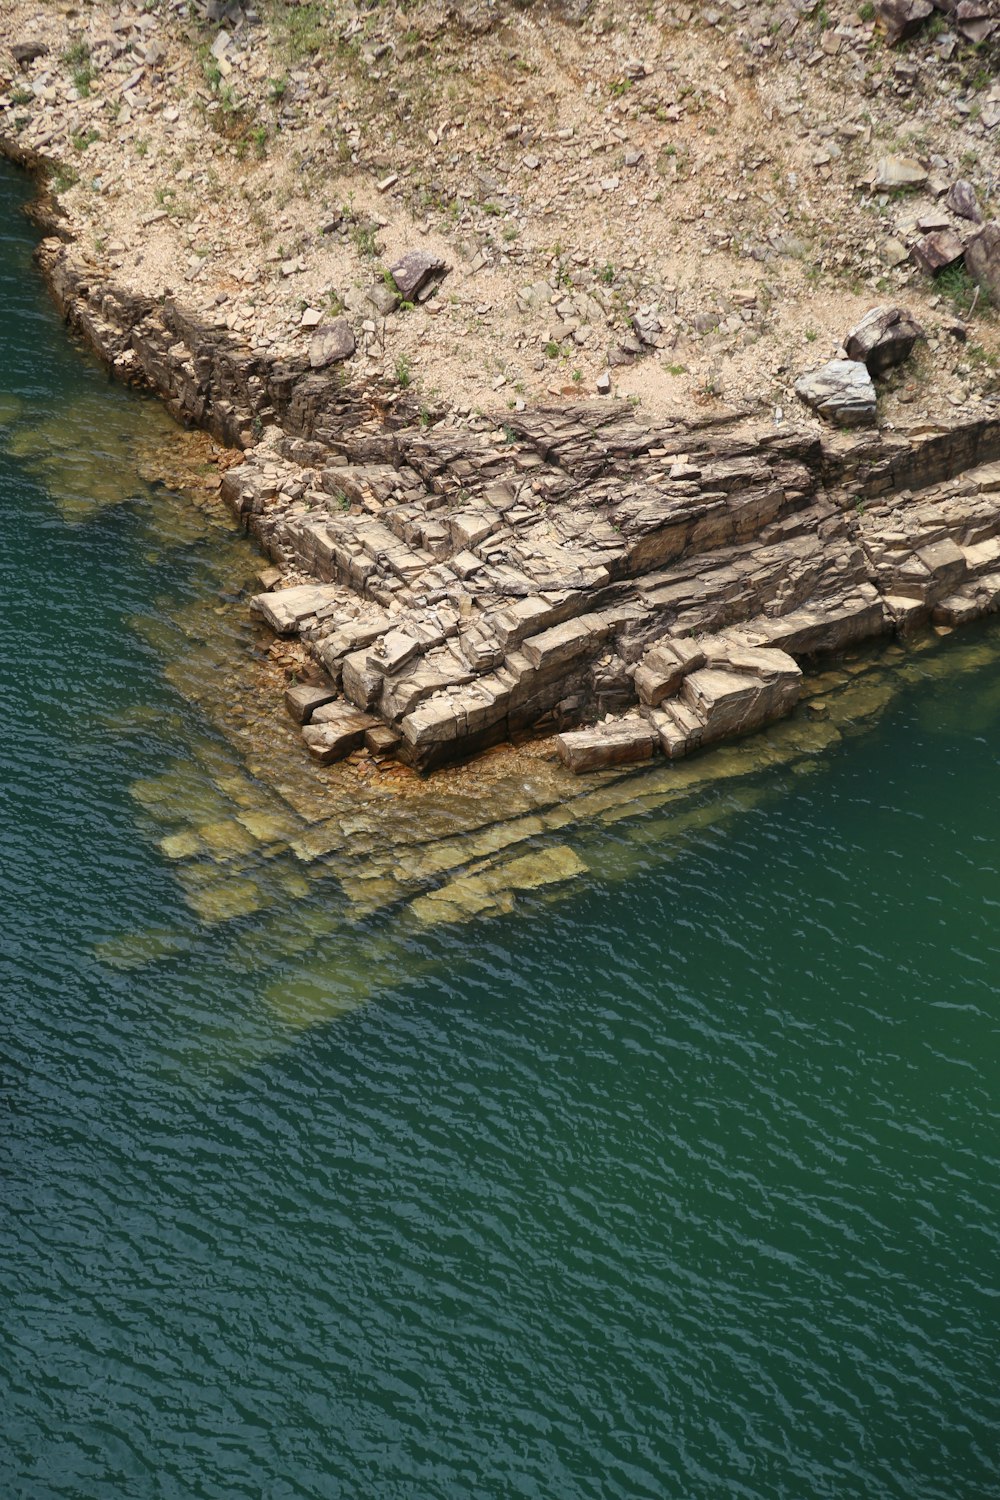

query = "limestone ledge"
21;228;1000;775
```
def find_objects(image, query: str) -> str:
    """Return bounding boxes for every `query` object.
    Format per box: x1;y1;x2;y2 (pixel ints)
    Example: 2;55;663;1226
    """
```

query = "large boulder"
844;307;925;376
876;0;934;43
965;222;1000;302
795;361;877;427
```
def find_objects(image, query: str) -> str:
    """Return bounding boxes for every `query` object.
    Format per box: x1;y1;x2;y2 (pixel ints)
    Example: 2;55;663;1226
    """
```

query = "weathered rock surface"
795;361;877;427
911;229;965;277
31;242;1000;778
844;307;925;376
388;250;447;303
309;320;355;370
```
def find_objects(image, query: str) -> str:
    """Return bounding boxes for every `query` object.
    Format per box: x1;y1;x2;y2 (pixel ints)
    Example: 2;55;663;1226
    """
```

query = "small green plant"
269;75;289;102
134;137;149;158
71;128;100;153
50;165;79;194
353;223;379;257
544;341;560;359
61;40;90;67
395;355;412;388
10;88;32;107
599;264;616;284
572;368;582;383
609;78;632;97
666;363;687;376
805;328;818;342
938;262;987;316
857;0;875;18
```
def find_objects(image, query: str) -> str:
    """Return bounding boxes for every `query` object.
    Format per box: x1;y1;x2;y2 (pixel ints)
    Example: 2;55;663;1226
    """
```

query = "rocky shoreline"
18;210;1000;776
5;0;1000;778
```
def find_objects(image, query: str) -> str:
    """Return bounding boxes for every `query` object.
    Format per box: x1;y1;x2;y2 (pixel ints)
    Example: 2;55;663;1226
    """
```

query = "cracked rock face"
794;361;877;428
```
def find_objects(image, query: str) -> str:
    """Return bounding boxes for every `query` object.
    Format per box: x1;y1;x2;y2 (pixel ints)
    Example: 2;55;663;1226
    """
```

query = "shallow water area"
4;159;1000;1499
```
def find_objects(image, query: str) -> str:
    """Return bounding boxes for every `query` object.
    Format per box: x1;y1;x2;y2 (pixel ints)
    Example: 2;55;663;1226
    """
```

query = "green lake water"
3;158;1000;1499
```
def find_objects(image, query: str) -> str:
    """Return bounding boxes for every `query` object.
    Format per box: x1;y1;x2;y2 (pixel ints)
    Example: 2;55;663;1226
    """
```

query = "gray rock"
308;319;355;369
946;179;983;224
964;221;1000;301
844;306;926;376
911;229;965;275
876;0;934;44
12;41;48;66
366;282;399;316
387;250;447;303
795;360;877;427
871;155;927;191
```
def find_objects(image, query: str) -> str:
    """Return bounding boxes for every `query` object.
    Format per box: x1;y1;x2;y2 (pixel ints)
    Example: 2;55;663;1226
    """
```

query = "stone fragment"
284;683;338;724
556;720;656;773
301;706;379;763
910;230;965;275
388;250;447;302
965;222;1000;301
875;0;934;44
871;156;927;191
366;282;399;316
946;179;983;224
844;306;925;376
365;724;401;757
308;319;355;369
794;361;877;427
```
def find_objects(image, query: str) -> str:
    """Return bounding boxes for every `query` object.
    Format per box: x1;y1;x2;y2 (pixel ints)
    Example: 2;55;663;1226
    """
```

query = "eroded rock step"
232;402;1000;773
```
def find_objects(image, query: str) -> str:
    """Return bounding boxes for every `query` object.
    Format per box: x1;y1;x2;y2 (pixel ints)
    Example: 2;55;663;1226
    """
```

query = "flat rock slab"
556;721;656;773
252;584;346;634
911;229;965;276
876;0;933;44
795;360;877;427
301;705;379;763
411;845;588;925
871;155;927;191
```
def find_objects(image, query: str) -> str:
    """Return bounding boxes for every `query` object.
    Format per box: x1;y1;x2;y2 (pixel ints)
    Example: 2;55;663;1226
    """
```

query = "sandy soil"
1;0;999;429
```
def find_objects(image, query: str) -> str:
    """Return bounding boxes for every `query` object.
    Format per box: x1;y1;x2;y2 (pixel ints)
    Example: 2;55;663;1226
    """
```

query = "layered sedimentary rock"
30;238;1000;774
